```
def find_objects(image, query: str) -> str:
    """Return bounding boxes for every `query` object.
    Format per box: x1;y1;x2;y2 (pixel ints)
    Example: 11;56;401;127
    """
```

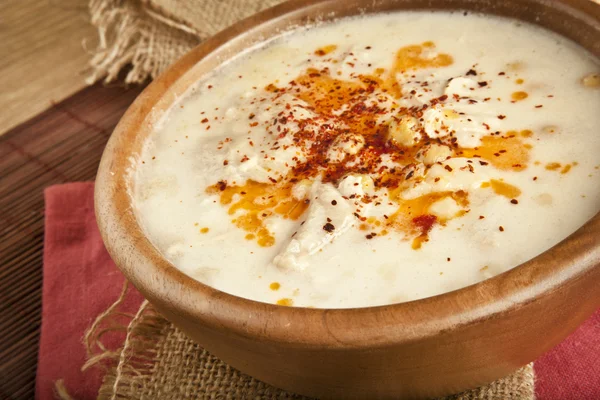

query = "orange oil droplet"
314;44;338;56
412;234;428;250
561;164;572;174
207;180;309;247
545;162;561;171
511;91;529;101
276;298;293;307
460;135;529;171
486;179;522;199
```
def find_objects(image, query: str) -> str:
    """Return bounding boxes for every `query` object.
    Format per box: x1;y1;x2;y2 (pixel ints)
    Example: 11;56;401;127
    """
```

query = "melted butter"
545;162;561;171
511;91;529;101
207;180;309;247
520;129;533;138
412;234;429;250
544;162;576;174
460;134;530;171
392;43;453;72
314;44;338;56
481;179;522;198
386;42;453;97
582;73;600;88
388;190;469;249
294;69;386;140
276;298;294;306
296;68;368;115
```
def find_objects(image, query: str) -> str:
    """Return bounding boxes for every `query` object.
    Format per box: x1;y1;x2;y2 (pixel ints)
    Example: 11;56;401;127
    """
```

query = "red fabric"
534;311;600;400
37;182;599;399
36;182;144;400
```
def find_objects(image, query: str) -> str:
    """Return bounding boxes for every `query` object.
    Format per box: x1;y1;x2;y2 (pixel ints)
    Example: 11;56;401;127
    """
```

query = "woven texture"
88;0;283;83
88;293;535;400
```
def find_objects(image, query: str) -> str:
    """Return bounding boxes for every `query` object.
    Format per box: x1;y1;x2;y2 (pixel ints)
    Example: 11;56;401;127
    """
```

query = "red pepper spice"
323;222;335;232
412;214;437;235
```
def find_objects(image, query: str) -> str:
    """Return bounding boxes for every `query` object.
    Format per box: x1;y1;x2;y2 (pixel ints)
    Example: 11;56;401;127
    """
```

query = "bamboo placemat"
0;83;143;399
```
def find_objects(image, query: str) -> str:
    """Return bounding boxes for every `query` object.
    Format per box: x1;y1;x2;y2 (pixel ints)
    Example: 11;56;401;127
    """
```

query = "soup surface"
134;11;600;308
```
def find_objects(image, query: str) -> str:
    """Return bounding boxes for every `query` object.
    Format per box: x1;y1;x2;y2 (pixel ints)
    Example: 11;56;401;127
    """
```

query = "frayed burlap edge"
56;282;534;399
93;301;166;399
87;0;284;84
87;0;199;84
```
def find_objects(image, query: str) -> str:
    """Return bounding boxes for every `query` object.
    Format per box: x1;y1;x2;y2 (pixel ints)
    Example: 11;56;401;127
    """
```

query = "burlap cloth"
83;1;535;398
88;0;283;83
76;283;534;400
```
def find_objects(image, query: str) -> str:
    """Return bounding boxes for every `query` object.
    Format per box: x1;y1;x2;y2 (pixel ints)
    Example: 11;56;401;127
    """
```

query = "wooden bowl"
95;0;600;398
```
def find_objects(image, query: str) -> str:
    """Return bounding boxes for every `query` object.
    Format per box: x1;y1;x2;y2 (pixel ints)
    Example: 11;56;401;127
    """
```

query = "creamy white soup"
133;11;600;308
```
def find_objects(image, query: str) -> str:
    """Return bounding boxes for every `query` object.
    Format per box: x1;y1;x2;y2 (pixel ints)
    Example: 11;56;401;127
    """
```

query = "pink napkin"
37;182;599;399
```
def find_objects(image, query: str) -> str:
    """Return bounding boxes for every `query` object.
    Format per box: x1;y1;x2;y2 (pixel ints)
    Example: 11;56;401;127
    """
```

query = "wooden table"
0;0;94;135
0;83;143;399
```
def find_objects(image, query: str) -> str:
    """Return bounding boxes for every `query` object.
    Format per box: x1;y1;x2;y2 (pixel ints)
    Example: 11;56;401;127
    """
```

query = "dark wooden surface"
0;83;143;400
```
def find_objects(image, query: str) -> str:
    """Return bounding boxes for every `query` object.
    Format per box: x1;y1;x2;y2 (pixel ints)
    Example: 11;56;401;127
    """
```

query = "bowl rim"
95;0;600;349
